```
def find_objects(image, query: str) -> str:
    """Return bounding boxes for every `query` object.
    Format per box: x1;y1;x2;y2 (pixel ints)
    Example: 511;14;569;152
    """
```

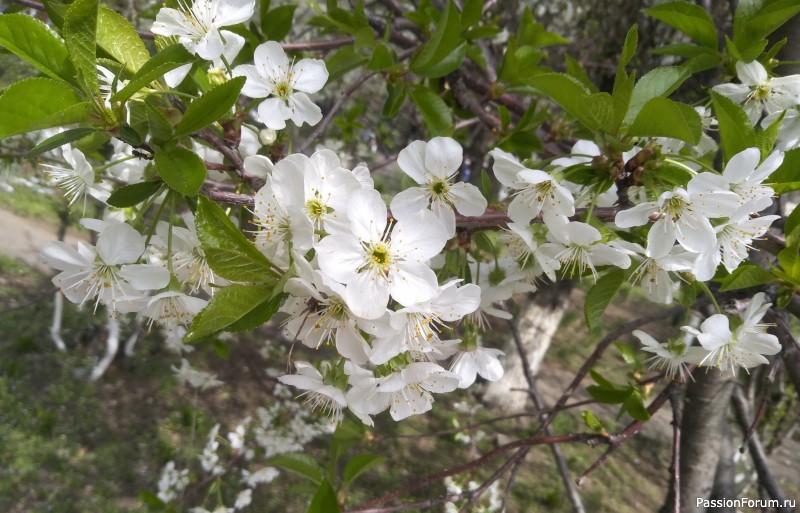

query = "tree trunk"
483;281;572;412
663;369;734;513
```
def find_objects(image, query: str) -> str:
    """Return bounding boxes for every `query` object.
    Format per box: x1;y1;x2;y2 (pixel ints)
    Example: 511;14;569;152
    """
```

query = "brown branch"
740;360;780;450
298;70;379;154
532;306;684;442
451;78;501;131
281;38;354;52
668;382;682;513
374;399;597;442
348;432;609;512
505;319;585;513
577;380;679;484
731;386;792;511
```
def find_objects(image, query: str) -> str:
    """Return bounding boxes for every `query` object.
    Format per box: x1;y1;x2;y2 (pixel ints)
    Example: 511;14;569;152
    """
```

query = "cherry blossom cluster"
34;0;797;429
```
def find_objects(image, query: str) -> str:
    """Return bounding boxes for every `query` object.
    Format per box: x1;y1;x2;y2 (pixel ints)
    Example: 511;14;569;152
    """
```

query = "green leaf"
778;245;800;282
368;43;395;71
0;77;91;138
174;77;245;137
623;390;651;421
565;54;598;93
584;269;625;331
755;110;783;158
325;45;369;82
107;180;164;208
770;147;800;182
620;25;638;68
343;454;385;485
719;264;774;291
525;72;592;122
0;14;75;84
112;44;195;102
644;1;718;49
581;410;606;434
96;7;149;73
772;182;800;193
480;168;492;201
187;284;275;340
614;341;639;366
627;97;702;144
270;453;323;486
382;82;406;118
64;0;99;93
580;92;616;133
586;384;632;404
611;71;635;133
417;41;467;78
411;0;461;73
624;66;690;125
710;90;755;162
262;4;297;41
225;292;284;332
145;97;175;143
307;479;340;513
195;195;279;282
409;86;453;136
461;0;483;28
785;199;800;239
734;0;800;58
154;147;206;196
27;127;97;157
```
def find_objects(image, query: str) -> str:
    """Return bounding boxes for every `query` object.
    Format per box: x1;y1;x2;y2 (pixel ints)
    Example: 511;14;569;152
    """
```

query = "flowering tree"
1;0;799;511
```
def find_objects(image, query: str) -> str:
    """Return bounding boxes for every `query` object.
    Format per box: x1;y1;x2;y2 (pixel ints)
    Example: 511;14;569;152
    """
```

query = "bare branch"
731;386;792;511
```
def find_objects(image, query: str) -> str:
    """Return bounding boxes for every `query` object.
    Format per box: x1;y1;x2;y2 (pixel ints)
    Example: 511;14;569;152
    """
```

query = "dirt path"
0;208;86;271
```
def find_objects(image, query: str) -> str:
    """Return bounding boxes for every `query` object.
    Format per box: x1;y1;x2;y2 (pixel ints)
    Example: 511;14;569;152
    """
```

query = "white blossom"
151;0;254;61
315;188;448;319
391;137;487;236
712;60;800;124
234;41;328;129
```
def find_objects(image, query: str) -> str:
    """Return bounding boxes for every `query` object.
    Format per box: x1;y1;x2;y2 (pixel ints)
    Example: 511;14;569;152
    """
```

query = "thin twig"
505;318;586;513
533;306;684;441
348;432;609;512
373;399;598;441
298;71;379;154
668;382;682;513
281;38;354;51
740;360;780;449
731;386;792;511
576;380;678;484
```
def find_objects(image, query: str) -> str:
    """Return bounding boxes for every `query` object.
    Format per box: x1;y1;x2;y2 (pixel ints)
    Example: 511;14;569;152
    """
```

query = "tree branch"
731;386;792;511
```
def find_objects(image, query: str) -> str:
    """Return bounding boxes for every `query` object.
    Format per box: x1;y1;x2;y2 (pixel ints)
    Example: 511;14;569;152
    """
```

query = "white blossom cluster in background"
155;381;332;511
35;0;795;433
443;476;502;513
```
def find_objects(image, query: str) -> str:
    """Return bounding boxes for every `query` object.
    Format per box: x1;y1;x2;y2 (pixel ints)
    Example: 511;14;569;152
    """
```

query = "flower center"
753;84;771;101
368;243;392;269
430;178;449;197
304;195;332;227
275;80;292;99
663;195;688;221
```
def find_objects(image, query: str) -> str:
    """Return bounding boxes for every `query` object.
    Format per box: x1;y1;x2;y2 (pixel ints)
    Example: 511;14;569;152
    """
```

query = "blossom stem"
94;154;137;172
144;190;170;248
664;154;717;173
663;158;699;176
697;281;722;314
147;89;198;100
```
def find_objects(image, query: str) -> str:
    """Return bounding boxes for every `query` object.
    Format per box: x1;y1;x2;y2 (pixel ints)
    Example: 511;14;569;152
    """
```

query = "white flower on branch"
41;146;99;208
682;297;780;374
538;221;631;279
234;41;328;129
315;188;448;319
278;361;347;425
151;0;254;62
614;179;739;255
40;221;169;315
712;60;800;125
490;148;575;228
391;137;487;237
